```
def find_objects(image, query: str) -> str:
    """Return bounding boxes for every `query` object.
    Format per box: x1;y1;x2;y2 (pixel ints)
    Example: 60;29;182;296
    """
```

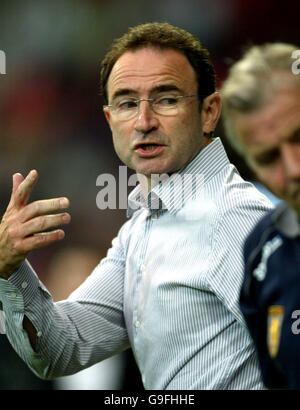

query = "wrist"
0;271;12;280
0;264;20;280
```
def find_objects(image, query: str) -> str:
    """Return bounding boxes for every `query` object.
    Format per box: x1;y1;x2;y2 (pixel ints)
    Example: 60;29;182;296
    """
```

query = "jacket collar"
272;202;300;238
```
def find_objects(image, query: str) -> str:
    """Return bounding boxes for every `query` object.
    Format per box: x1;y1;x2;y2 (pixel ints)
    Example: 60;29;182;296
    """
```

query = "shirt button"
151;213;158;220
140;264;146;272
37;331;42;337
9;292;17;298
21;282;28;289
135;321;140;328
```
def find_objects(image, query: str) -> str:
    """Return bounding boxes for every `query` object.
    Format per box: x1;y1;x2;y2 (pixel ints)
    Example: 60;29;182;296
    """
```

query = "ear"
103;107;112;130
201;92;221;134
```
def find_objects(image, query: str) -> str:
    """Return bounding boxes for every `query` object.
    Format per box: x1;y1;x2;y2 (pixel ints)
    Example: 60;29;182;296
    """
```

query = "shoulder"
244;206;282;259
240;206;285;302
213;164;273;214
211;167;274;237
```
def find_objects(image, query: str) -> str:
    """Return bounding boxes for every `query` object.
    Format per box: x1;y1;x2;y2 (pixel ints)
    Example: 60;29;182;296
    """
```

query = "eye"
290;131;300;145
255;150;279;166
116;99;138;110
156;96;178;106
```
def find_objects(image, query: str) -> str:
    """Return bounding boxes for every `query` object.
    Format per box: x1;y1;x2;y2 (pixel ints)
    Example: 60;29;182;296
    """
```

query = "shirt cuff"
0;259;48;311
0;260;51;367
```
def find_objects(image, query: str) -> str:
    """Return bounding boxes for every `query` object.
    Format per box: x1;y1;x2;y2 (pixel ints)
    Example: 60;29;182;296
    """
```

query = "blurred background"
0;0;298;390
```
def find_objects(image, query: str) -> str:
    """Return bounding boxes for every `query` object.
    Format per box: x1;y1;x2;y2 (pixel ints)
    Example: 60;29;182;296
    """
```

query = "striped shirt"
0;138;273;389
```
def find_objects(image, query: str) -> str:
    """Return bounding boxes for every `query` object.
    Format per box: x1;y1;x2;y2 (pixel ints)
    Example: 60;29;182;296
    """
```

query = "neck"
137;173;167;197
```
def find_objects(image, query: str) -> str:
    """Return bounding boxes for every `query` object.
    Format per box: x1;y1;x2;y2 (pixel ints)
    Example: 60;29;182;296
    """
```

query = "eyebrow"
111;84;185;101
151;84;184;94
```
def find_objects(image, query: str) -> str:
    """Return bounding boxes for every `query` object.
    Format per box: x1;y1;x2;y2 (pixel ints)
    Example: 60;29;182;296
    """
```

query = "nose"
281;143;300;180
134;100;159;134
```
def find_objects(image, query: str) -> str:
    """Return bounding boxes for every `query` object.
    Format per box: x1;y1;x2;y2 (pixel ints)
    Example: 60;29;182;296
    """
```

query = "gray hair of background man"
220;42;300;154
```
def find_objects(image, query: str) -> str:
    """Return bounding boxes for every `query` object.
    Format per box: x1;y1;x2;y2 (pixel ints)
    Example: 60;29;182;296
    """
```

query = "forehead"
107;47;197;99
235;87;300;150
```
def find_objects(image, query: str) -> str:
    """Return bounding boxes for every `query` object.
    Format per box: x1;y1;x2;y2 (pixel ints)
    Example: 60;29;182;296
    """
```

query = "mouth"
134;142;165;157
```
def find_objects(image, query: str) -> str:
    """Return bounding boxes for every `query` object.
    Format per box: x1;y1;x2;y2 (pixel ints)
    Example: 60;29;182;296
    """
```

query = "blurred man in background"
221;42;300;389
0;22;272;389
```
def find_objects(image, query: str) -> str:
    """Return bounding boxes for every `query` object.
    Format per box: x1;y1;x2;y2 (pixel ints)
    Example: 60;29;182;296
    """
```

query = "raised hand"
0;170;71;279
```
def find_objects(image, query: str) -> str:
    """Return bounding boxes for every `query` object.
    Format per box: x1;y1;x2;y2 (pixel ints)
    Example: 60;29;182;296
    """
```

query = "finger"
6;173;24;210
20;197;70;223
15;229;66;253
14;170;38;208
19;213;71;238
12;173;24;195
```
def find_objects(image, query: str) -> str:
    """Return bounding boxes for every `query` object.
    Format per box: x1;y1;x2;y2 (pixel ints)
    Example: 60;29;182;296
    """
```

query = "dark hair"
100;22;216;104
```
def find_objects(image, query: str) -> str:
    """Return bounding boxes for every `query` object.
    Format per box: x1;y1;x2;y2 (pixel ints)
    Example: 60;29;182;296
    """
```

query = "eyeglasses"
104;94;197;121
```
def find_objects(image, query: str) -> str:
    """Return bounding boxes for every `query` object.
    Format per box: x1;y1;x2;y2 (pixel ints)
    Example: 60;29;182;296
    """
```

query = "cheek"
173;115;201;146
256;165;285;194
111;123;129;154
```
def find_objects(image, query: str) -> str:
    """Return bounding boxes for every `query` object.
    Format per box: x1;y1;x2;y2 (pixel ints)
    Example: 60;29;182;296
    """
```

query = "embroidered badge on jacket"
253;236;283;281
267;305;284;358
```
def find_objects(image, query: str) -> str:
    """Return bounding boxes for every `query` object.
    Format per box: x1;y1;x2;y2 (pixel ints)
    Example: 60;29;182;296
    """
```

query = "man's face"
233;86;300;215
104;47;218;182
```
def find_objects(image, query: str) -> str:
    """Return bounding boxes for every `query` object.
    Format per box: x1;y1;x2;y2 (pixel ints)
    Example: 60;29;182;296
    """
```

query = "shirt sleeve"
0;222;131;380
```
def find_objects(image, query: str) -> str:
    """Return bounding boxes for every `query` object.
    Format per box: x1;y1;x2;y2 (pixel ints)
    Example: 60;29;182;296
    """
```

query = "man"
0;23;272;389
221;42;300;389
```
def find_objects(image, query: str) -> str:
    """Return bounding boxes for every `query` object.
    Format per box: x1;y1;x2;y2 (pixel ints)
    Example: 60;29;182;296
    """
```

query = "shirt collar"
127;137;230;217
271;202;300;238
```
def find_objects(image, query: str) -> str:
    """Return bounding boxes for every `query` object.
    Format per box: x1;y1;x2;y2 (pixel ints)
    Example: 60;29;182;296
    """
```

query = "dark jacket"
240;203;300;389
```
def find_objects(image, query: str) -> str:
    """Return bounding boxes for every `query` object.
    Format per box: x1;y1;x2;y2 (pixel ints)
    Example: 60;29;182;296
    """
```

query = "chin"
135;163;172;178
136;170;167;179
